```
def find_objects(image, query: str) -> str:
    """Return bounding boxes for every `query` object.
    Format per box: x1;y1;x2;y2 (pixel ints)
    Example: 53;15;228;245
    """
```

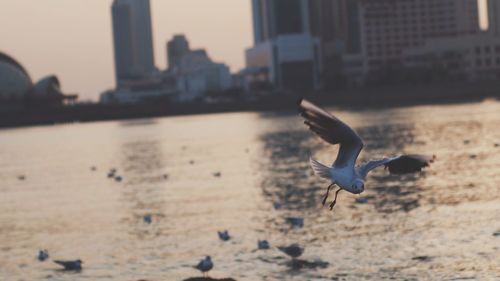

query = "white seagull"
194;256;213;277
299;99;435;210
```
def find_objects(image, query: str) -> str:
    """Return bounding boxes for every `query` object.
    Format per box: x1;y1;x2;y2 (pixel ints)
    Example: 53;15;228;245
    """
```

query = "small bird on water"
299;99;435;210
278;244;304;259
218;230;231;241
53;259;83;271
285;217;304;229
194;256;213;277
37;249;49;261
258;240;270;250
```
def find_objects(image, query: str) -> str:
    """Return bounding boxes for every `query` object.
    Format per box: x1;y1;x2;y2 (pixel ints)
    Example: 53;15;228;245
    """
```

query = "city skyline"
0;0;488;101
0;0;252;101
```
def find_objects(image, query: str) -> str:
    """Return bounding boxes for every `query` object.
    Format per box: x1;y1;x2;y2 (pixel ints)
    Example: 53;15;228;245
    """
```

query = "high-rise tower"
111;0;155;86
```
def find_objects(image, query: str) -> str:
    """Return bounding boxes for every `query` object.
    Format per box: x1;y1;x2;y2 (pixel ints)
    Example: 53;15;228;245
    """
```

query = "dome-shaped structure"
0;52;33;98
34;75;62;97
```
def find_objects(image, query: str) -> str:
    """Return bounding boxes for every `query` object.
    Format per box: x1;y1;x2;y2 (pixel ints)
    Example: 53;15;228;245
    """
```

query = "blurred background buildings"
3;0;499;107
101;0;500;104
0;52;77;108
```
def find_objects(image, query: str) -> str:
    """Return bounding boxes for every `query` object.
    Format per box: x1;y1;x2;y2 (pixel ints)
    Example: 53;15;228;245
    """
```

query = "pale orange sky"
0;0;488;101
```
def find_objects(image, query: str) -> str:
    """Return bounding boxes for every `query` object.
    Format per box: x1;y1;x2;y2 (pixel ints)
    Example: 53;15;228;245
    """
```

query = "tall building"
247;0;322;92
111;0;155;86
358;0;480;72
488;0;500;36
252;0;311;43
167;35;190;71
309;0;361;56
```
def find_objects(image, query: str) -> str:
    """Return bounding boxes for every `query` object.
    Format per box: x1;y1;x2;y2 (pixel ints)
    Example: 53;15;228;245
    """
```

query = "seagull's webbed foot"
322;184;335;206
329;188;342;210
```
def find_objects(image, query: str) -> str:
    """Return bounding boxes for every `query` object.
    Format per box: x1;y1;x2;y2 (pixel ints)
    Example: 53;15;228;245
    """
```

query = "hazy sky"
0;0;252;101
0;0;488;101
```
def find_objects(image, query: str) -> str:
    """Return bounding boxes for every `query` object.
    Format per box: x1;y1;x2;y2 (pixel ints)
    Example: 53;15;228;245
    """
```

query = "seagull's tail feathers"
309;158;332;180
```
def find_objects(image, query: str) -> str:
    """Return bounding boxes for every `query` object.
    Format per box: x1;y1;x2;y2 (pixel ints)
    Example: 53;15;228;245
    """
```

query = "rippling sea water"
0;101;499;281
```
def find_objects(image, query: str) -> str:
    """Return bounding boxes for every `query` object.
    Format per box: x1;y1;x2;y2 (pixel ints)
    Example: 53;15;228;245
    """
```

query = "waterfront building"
176;50;232;102
167;35;190;71
0;52;77;105
358;0;479;73
246;0;322;92
111;0;156;86
488;0;500;36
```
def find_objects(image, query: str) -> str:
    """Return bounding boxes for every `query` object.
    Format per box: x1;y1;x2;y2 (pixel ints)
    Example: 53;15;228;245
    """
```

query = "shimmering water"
0;101;499;281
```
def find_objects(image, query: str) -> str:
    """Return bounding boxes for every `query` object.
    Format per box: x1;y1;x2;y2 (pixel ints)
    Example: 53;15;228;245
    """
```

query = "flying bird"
194;256;213;277
53;259;83;271
299;99;434;210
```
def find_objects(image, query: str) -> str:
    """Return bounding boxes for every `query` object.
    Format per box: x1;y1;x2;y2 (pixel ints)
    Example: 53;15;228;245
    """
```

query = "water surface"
0;101;499;280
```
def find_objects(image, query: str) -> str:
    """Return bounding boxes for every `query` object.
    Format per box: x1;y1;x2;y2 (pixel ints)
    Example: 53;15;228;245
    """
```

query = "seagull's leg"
329;188;342;210
322;183;335;206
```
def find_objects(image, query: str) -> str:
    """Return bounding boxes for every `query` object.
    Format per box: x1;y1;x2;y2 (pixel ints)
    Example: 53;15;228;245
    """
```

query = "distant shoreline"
0;81;499;129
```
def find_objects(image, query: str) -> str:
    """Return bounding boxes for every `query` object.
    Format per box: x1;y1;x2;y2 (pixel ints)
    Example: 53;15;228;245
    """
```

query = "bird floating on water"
278;244;304;259
218;230;231;241
299;99;435;210
285;217;304;228
258;240;270;250
53;259;83;271
194;256;213;277
37;249;49;261
273;201;282;210
108;169;116;178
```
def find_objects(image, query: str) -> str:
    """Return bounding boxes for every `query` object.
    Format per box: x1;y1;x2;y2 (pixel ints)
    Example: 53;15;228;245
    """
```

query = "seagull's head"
350;179;365;194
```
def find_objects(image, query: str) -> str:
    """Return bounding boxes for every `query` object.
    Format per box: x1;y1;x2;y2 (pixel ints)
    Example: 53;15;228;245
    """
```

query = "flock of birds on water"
14;99;500;279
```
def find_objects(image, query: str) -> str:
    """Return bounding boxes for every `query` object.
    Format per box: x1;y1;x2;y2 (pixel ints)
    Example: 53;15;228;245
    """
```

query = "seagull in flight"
299;99;434;210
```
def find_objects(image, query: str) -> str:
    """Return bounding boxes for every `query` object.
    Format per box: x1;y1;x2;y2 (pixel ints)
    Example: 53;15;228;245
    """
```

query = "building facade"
176;50;232;101
358;0;479;73
247;0;322;92
111;0;156;86
167;35;190;71
488;0;500;36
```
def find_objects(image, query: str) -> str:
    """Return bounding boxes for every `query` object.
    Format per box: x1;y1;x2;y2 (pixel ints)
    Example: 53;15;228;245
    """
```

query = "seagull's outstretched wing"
358;154;435;178
309;158;331;179
299;99;363;167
